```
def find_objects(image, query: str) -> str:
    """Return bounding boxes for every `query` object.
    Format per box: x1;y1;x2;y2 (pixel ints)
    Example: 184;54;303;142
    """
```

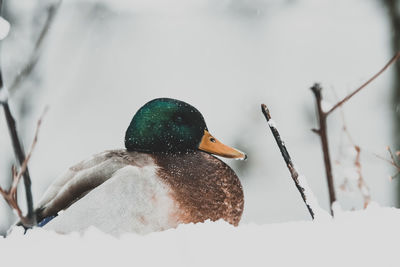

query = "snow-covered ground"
2;203;399;267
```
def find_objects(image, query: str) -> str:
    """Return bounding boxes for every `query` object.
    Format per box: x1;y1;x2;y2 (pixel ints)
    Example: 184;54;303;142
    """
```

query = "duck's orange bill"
198;130;247;160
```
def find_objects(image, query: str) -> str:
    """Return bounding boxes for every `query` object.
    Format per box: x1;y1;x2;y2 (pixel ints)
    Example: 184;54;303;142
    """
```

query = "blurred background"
1;0;399;235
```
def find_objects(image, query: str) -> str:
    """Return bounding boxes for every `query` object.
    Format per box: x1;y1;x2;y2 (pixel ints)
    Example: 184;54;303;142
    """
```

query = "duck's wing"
35;150;151;223
43;164;177;235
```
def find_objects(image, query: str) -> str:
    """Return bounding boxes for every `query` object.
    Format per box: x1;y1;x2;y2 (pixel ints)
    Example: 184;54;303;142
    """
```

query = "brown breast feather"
152;151;244;226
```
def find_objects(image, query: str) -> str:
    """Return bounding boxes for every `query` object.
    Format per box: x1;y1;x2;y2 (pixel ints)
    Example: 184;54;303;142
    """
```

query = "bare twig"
326;51;400;116
310;52;400;215
335;106;370;208
261;104;315;219
2;101;35;221
0;0;60;227
375;146;400;180
353;146;371;208
0;108;47;227
0;1;58;225
0;0;38;224
8;0;62;93
0;166;24;221
374;149;400;168
387;146;398;166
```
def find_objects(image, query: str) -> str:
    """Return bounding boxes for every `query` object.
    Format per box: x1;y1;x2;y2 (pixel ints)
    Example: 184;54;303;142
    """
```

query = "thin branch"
0;0;61;227
310;52;400;215
261;104;315;219
326;51;400;115
0;108;47;227
0;166;25;224
374;150;400;169
8;0;62;93
2;102;35;221
387;146;398;166
335;104;370;208
310;84;336;216
375;146;400;180
0;0;37;223
354;146;371;209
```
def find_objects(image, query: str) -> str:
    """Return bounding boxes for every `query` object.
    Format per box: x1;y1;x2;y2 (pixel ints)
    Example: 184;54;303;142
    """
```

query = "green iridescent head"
125;98;207;153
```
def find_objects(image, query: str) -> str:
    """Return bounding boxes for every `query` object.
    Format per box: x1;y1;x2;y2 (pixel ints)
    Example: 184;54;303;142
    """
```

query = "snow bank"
1;203;399;267
0;87;8;102
0;17;10;40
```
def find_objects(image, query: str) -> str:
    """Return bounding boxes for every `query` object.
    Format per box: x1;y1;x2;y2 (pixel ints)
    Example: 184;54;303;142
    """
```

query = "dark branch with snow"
261;104;315;219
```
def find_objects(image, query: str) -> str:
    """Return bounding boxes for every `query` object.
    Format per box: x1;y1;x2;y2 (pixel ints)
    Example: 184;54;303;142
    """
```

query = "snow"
267;119;277;128
0;17;10;40
321;100;334;113
297;174;331;220
0;87;8;102
2;204;399;267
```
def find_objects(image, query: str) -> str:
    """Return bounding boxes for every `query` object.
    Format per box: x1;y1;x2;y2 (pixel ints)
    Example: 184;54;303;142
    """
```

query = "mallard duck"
34;98;246;236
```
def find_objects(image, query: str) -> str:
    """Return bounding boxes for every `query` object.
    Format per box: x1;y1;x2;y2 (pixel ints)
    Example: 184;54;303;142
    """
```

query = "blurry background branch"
0;0;62;227
375;147;400;180
0;0;35;225
382;0;400;207
335;109;371;209
8;0;62;94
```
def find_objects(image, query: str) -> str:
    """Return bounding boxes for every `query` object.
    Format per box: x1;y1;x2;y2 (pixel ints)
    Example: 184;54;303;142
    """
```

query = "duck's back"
36;150;244;235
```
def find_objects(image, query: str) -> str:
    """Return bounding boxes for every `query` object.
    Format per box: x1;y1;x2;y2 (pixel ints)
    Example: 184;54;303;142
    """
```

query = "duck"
33;98;246;236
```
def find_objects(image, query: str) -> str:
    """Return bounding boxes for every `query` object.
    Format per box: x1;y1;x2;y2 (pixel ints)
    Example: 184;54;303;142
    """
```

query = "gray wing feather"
36;150;130;222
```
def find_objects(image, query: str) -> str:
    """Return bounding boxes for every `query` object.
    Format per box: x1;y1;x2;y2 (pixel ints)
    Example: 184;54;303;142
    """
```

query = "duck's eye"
210;137;216;143
174;116;184;124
